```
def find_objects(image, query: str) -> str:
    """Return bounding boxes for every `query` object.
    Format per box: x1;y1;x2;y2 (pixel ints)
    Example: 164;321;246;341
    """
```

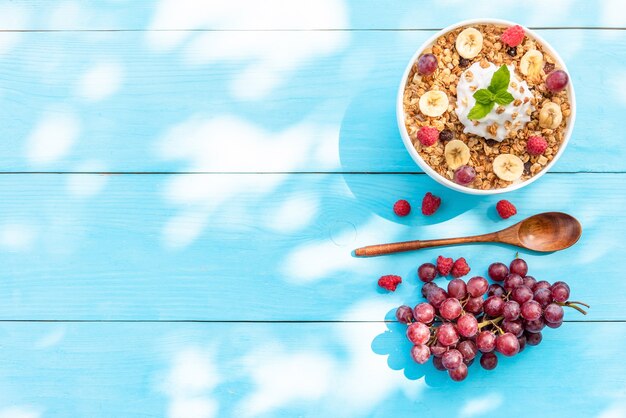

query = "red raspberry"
393;199;411;216
451;258;471;278
501;25;525;47
526;135;548;155
378;275;402;292
417;126;439;147
421;192;441;216
496;200;517;219
437;255;453;276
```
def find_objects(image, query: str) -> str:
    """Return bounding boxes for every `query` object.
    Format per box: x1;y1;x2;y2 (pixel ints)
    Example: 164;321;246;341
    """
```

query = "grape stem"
426;333;438;347
492;323;505;335
558;301;588;315
567;300;590;308
477;316;503;329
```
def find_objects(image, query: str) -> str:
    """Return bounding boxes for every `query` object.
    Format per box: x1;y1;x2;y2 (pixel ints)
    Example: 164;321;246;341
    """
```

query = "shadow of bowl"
338;86;482;226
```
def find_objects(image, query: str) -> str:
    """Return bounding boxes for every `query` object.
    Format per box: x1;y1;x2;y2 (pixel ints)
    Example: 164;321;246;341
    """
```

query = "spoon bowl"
516;212;582;252
354;212;582;257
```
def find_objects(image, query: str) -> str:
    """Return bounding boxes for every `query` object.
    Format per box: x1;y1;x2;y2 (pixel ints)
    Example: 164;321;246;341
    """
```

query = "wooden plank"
0;30;621;173
0;321;622;417
0;172;621;320
5;1;625;30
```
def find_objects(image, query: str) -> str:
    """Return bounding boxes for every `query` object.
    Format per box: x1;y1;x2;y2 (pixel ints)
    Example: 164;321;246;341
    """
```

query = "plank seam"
0;319;616;323
0;27;624;32
0;171;622;175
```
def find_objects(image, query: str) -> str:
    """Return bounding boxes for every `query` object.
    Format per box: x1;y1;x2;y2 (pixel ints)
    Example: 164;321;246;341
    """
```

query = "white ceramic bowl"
397;18;576;195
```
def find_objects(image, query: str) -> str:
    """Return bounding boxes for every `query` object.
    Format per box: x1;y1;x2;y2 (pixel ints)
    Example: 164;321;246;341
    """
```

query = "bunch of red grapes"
395;257;589;382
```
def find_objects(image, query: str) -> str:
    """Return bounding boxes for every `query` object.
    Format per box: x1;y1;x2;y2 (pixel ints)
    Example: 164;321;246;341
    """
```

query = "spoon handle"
354;233;499;257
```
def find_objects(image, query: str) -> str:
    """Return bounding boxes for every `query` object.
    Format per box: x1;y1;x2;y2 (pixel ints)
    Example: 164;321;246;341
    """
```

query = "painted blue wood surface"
0;30;621;172
6;1;626;29
0;1;624;417
0;322;622;417
0;173;622;320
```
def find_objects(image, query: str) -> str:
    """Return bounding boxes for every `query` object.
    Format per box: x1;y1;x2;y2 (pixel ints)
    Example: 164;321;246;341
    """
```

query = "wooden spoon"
354;212;581;257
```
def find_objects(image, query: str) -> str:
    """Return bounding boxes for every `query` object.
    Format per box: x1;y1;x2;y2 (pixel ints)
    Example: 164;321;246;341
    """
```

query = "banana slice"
538;102;563;129
444;139;471;170
419;90;449;117
519;50;544;81
493;154;524;181
455;28;483;59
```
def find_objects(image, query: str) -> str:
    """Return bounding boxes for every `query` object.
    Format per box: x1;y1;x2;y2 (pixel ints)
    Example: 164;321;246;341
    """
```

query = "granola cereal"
402;23;572;190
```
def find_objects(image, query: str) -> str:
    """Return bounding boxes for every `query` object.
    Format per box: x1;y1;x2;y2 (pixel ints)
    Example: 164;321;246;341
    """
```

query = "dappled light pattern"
0;1;622;417
146;0;348;100
76;61;124;102
0;406;41;418
239;349;334;416
159;348;219;418
157;115;339;248
25;109;80;165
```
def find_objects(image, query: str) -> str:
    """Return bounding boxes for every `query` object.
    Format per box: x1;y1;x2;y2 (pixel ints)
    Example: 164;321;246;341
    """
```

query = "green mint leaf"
494;90;515;106
467;102;495;120
473;89;495;105
488;65;510;93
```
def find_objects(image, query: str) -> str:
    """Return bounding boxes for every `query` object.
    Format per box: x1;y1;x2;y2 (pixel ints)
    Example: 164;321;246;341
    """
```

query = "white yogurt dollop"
455;62;534;142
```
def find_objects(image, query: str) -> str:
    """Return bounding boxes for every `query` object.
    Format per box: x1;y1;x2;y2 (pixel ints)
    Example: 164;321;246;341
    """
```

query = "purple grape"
437;323;459;346
544;303;564;324
433;356;446;371
511;285;534;304
413;302;435;323
487;283;505;297
467;276;489;297
552;281;570;292
464;357;475;366
430;342;447;357
524;318;545;333
476;331;497;353
551;283;570;303
517;335;527;353
523;276;537;289
457;314;478;338
448;363;468;381
533;287;553;308
484;295;505;317
480;352;498;370
418;263;438;283
465;296;484;314
521;300;543;321
442;349;463;370
545;319;563;329
509;258;528;276
447;278;467;300
545;69;569;92
458;340;478;361
503;273;524;291
411;344;431;364
417;53;438;75
503;300;521;321
502;319;524;337
427;287;448;309
496;332;520;356
421;282;438;298
396;305;414;324
488;262;509;282
454;165;476;185
526;331;543;346
440;298;462;320
533;280;551;292
407;322;431;344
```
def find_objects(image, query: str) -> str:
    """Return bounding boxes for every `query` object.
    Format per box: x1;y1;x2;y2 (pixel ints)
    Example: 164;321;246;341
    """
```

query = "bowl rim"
396;18;577;195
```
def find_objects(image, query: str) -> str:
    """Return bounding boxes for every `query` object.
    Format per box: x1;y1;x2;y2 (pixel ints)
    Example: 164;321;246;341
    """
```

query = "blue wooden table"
1;1;625;417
